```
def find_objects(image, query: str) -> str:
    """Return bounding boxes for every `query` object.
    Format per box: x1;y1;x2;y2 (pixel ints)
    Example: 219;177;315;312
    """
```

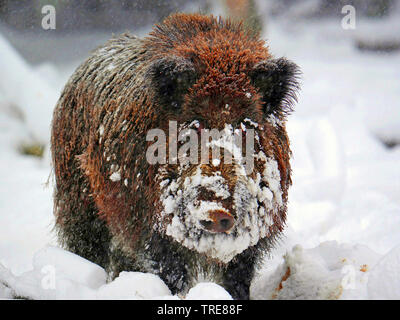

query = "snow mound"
2;242;400;300
0;33;59;144
251;241;384;300
368;245;400;299
0;246;173;300
0;269;14;299
0;246;106;299
185;282;232;300
0;246;227;300
34;246;107;289
97;272;171;300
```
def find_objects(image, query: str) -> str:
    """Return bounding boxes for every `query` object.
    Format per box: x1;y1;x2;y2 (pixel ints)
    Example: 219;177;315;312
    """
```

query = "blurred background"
1;1;399;64
0;0;399;279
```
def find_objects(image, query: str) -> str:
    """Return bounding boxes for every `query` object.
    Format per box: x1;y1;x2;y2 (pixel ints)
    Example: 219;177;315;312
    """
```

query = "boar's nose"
200;210;234;233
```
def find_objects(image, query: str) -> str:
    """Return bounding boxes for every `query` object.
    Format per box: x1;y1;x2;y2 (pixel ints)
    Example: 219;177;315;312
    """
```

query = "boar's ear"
148;56;197;110
250;57;301;116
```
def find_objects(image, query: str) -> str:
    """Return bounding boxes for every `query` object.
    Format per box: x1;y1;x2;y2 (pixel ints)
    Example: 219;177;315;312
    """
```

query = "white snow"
1;12;400;299
0;34;58;144
212;158;220;166
0;246;172;300
109;170;121;182
185;282;232;300
243;118;258;128
251;241;383;300
96;272;171;300
368;245;400;299
99;124;105;137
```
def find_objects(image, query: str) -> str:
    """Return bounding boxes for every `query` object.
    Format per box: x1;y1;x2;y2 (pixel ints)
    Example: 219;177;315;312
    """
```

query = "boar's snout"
200;209;235;233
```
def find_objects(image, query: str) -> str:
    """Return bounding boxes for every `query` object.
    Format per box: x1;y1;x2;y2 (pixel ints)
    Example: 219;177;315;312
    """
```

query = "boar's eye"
250;58;301;116
149;56;197;110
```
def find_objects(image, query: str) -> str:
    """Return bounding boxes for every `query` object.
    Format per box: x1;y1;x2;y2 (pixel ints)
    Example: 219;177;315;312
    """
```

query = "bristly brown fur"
51;13;301;299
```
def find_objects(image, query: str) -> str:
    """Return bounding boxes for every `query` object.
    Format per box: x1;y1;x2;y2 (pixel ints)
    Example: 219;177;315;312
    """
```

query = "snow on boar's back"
51;13;300;299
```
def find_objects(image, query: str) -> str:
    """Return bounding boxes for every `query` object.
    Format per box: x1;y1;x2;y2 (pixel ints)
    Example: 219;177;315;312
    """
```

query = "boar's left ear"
250;58;301;116
148;56;197;110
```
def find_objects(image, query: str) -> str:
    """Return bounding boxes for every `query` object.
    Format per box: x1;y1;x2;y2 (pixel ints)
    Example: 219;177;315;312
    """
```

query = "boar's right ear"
250;57;301;117
148;56;197;110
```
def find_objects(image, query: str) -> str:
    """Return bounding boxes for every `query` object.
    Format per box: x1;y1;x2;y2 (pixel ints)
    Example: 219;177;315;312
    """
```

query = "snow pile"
186;282;232;300
0;246;230;300
97;272;171;300
0;246;107;299
251;241;384;300
368;246;400;299
252;241;400;300
2;242;400;300
0;33;59;145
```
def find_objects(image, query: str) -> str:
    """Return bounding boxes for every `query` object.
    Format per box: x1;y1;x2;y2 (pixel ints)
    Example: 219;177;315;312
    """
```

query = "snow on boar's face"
145;15;300;263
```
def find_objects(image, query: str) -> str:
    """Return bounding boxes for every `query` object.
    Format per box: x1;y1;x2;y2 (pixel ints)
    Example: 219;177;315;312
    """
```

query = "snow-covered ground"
0;13;400;299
